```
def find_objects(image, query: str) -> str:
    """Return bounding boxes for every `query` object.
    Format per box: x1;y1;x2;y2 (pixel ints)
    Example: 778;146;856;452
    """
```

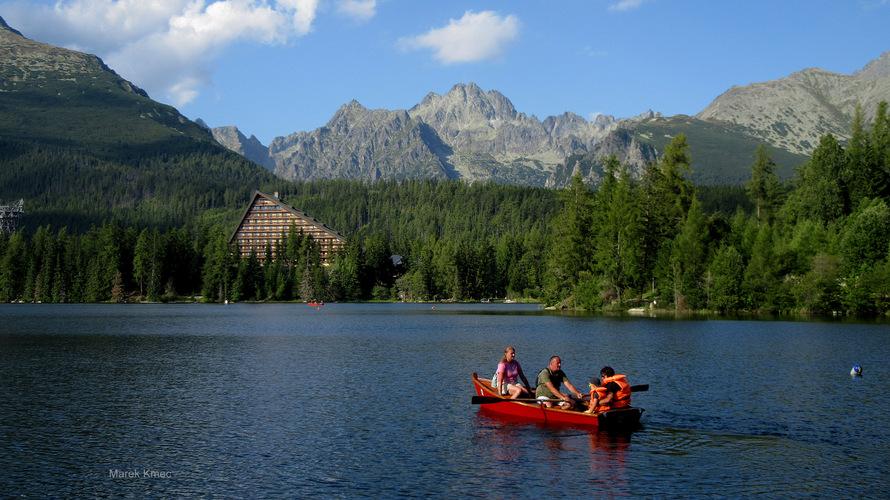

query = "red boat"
471;372;644;429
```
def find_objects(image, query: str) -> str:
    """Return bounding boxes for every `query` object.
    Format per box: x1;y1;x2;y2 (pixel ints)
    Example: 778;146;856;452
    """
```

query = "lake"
1;303;888;498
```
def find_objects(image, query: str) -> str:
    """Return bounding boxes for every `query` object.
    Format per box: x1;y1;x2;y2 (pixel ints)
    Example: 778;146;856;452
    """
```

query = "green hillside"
0;17;282;232
633;116;810;185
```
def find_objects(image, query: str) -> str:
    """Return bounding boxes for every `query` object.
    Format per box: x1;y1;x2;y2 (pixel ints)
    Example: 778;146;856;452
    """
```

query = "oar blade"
630;384;649;392
472;396;507;404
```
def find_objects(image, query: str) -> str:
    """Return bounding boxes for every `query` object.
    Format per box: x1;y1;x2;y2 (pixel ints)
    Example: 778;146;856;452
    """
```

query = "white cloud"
608;0;648;12
0;0;320;106
336;0;377;22
399;10;520;65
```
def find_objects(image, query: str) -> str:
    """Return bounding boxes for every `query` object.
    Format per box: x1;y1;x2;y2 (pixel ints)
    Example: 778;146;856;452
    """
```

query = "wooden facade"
229;191;346;264
0;199;23;234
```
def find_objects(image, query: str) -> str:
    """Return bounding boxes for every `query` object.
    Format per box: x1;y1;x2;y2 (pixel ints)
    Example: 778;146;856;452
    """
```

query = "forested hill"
0;16;282;231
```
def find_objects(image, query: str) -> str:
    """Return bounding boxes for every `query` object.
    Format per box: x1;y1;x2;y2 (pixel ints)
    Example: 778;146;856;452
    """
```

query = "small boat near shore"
471;372;644;429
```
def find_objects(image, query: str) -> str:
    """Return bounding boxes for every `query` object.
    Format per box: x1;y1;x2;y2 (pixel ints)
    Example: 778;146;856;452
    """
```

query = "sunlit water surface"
1;303;888;498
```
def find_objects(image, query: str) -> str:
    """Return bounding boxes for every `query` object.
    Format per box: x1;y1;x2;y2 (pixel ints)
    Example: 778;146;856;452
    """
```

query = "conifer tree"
640;134;694;299
746;144;783;225
670;197;709;309
592;156;643;303
201;226;235;302
0;231;28;302
545;173;594;305
707;244;745;311
787;134;847;224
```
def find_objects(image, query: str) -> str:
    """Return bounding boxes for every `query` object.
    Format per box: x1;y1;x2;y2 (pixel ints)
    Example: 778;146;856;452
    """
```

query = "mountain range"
211;54;890;188
2;14;888;192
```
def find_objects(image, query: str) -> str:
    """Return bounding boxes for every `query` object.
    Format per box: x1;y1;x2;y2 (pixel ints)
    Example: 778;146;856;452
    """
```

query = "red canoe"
471;372;643;429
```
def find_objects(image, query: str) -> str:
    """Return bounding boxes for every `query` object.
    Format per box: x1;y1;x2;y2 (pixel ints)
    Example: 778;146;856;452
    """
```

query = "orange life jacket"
590;374;632;411
602;374;632;409
589;385;609;411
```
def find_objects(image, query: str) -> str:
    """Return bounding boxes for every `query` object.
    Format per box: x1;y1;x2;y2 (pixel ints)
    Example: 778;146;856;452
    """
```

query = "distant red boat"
308;301;324;306
471;372;644;429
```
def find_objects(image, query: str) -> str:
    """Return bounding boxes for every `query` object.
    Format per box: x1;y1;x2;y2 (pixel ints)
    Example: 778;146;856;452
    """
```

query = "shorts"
538;395;569;406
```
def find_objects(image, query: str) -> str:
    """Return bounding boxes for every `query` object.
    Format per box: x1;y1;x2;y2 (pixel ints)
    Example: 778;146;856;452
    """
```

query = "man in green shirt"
535;355;586;409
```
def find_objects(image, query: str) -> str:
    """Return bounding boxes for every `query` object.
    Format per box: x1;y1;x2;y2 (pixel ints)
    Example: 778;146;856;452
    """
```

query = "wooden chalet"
229;190;346;264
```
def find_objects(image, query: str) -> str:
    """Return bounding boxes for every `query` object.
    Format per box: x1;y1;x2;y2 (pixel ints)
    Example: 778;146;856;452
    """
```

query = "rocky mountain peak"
209;125;274;170
853;51;890;79
0;15;24;37
695;54;890;155
409;82;521;128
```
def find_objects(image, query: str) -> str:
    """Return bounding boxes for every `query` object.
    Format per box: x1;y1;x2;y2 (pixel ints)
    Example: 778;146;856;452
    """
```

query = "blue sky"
2;1;888;145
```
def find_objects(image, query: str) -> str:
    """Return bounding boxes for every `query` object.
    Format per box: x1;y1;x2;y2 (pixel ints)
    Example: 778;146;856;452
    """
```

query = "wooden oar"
472;396;565;404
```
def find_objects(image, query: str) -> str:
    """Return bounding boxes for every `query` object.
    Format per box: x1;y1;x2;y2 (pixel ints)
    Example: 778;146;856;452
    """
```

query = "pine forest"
2;102;890;316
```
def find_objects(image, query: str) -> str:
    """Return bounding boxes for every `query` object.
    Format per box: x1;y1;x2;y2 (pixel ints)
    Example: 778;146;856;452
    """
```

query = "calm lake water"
1;303;888;498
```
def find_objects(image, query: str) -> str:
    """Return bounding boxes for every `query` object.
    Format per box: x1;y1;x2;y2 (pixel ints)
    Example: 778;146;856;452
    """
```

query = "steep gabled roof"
228;190;346;244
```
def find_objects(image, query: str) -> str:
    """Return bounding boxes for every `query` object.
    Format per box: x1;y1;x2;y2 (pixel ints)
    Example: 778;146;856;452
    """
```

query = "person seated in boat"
585;366;631;414
494;346;533;399
535;356;586;409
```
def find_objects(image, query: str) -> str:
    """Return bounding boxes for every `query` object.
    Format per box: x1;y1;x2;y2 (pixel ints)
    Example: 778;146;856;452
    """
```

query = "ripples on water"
1;303;889;498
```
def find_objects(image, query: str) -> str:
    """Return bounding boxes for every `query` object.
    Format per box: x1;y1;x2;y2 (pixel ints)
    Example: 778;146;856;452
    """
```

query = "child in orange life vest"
585;366;631;414
585;377;607;414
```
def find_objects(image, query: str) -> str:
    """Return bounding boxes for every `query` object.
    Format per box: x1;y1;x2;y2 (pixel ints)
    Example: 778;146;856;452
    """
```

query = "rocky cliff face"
404;83;639;183
270;101;449;182
241;82;655;186
695;53;890;155
546;128;659;188
209;125;275;171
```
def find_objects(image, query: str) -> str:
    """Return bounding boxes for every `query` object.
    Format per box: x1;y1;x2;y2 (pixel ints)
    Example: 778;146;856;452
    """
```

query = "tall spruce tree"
545;173;595;305
592;156;643;304
746;144;783;225
670;197;709;309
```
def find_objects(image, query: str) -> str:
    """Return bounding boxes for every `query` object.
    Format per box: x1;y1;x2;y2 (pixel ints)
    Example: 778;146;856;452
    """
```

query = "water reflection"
474;407;635;495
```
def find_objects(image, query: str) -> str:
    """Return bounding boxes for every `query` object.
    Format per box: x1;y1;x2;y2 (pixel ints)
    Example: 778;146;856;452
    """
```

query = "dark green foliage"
544;174;595;305
0;138;281;231
671;198;710;309
591;157;643;304
746;144;784;225
707;245;745;311
698;185;754;216
840;199;890;271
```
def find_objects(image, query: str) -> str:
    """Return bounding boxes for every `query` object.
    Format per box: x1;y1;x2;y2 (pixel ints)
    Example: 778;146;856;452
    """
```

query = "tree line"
0;180;563;304
1;102;889;314
542;102;890;314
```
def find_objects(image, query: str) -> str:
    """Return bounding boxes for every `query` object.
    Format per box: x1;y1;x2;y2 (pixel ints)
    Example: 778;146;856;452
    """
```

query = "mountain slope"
0;17;279;230
0;17;214;154
695;53;890;155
